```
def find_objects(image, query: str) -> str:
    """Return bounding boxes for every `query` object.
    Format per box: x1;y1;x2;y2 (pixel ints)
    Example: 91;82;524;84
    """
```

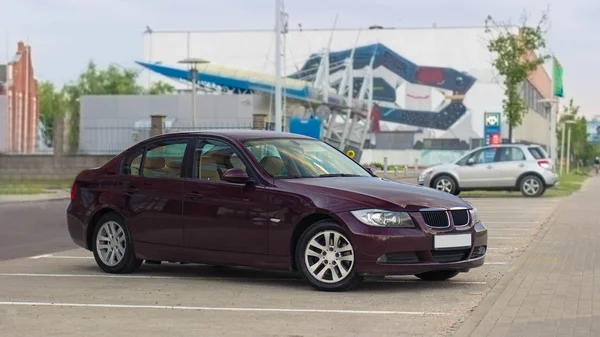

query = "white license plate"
434;233;472;249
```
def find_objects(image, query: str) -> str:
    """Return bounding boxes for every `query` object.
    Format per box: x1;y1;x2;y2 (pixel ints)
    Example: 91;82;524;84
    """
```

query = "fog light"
478;246;486;255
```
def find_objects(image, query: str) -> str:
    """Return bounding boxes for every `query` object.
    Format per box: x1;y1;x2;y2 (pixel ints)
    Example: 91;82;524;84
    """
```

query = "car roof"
146;130;315;142
482;143;541;149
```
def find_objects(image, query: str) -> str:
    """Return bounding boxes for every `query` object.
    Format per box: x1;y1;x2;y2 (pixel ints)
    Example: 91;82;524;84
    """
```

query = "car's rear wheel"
92;213;142;274
296;221;363;291
520;175;545;197
433;175;458;195
415;270;460;281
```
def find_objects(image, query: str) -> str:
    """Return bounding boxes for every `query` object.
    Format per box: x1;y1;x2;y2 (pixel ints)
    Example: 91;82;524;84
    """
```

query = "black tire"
91;213;142;274
415;270;460;281
295;221;363;292
519;175;545;197
432;175;459;195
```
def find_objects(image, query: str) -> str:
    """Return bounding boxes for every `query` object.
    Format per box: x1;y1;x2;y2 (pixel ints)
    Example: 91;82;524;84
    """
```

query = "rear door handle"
486;165;493;169
185;191;204;200
124;186;139;194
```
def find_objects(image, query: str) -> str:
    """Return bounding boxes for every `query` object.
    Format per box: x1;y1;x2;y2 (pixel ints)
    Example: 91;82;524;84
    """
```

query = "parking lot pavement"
0;197;562;337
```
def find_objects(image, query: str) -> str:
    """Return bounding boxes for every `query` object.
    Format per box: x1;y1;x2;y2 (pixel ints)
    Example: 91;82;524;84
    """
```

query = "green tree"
557;98;589;163
146;81;176;95
64;61;167;152
38;81;65;147
485;12;551;142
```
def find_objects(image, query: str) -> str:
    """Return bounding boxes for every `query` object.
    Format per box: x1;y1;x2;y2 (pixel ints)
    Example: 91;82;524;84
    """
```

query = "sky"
3;0;599;118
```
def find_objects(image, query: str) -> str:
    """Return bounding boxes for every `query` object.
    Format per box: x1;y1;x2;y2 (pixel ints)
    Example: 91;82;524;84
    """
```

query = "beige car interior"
259;156;284;176
142;156;183;178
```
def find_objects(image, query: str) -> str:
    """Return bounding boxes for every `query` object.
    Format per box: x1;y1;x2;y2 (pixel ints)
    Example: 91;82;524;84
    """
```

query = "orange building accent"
525;50;552;99
2;41;39;154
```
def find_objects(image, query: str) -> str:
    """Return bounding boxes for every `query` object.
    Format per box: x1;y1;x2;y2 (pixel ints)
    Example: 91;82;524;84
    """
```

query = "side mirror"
466;158;475;166
222;168;250;184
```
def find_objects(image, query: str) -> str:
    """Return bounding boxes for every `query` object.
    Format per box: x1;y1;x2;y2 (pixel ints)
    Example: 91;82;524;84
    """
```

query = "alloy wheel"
435;178;453;193
304;230;354;284
95;221;127;267
522;178;541;196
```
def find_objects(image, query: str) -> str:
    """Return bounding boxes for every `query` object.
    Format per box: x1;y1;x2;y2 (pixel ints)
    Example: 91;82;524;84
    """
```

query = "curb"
452;182;580;336
0;195;70;205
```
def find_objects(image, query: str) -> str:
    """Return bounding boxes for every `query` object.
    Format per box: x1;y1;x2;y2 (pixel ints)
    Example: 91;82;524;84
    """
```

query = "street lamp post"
178;58;210;128
562;119;576;175
560;123;566;175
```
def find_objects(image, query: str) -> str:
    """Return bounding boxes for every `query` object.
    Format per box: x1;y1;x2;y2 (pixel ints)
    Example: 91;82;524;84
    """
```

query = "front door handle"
518;163;525;168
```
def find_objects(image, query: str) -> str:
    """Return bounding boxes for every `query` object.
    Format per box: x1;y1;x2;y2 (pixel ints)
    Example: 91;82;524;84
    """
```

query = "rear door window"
528;147;546;159
498;147;526;162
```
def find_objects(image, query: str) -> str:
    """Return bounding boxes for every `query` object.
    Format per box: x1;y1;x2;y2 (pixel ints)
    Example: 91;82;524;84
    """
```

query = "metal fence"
77;123;254;155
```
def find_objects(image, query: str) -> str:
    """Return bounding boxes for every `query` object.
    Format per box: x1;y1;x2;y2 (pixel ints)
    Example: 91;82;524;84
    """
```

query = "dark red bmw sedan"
67;130;487;291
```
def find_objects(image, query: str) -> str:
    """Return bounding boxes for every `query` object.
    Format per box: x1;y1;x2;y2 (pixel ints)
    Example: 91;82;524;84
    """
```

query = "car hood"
287;176;470;211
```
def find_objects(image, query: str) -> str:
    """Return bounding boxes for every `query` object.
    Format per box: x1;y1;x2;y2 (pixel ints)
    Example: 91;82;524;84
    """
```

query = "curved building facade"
141;26;553;150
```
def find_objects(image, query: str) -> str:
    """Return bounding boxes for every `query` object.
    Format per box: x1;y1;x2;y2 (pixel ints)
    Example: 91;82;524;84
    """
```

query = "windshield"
243;138;372;178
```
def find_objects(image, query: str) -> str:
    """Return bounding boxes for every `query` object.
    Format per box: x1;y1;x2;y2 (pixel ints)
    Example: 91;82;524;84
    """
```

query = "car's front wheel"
92;213;142;274
433;175;458;195
519;175;545;197
415;270;460;281
296;221;363;291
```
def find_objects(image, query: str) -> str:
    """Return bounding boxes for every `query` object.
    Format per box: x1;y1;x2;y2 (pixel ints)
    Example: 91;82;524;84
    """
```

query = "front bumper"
417;173;433;187
337;212;488;276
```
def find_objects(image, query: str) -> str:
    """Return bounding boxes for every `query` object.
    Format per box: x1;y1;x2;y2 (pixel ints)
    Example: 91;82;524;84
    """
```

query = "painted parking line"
0;301;450;316
484;262;508;265
28;255;93;260
487;247;520;250
382;279;487;285
0;273;496;283
487;228;532;231
483;221;540;225
0;273;176;279
489;237;521;239
0;273;300;282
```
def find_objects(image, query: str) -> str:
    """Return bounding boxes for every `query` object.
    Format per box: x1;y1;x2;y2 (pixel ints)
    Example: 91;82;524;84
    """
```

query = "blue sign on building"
483;112;502;161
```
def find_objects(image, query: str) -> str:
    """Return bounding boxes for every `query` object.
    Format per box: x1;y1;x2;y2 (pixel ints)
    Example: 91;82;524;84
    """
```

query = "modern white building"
138;26;555;165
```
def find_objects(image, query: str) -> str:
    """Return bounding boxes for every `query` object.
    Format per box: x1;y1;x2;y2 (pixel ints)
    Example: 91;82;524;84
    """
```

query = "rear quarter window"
528;147;546;159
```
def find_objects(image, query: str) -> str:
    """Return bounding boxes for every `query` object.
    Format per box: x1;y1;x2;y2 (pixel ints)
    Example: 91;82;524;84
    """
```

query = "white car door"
491;147;529;187
456;147;500;188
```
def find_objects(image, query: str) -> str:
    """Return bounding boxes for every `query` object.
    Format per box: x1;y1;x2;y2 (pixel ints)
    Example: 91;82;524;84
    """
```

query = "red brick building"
1;41;38;153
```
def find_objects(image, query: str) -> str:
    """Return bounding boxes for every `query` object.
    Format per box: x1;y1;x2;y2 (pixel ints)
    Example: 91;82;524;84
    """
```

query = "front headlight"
469;207;480;226
419;169;433;178
350;209;415;228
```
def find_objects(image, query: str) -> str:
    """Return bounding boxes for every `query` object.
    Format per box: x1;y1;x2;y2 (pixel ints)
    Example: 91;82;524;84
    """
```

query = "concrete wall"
79;94;258;154
361;149;468;167
0;154;114;180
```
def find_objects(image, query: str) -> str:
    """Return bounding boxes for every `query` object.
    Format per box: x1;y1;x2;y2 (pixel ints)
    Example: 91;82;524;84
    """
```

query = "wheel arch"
289;212;341;272
516;171;546;188
430;172;460;190
86;207;125;250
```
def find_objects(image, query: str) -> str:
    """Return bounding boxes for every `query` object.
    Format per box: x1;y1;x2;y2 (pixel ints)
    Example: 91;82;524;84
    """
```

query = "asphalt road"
0;196;561;336
0;200;77;261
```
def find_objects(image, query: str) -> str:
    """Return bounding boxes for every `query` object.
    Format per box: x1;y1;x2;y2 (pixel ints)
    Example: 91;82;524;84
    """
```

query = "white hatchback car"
418;144;559;197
